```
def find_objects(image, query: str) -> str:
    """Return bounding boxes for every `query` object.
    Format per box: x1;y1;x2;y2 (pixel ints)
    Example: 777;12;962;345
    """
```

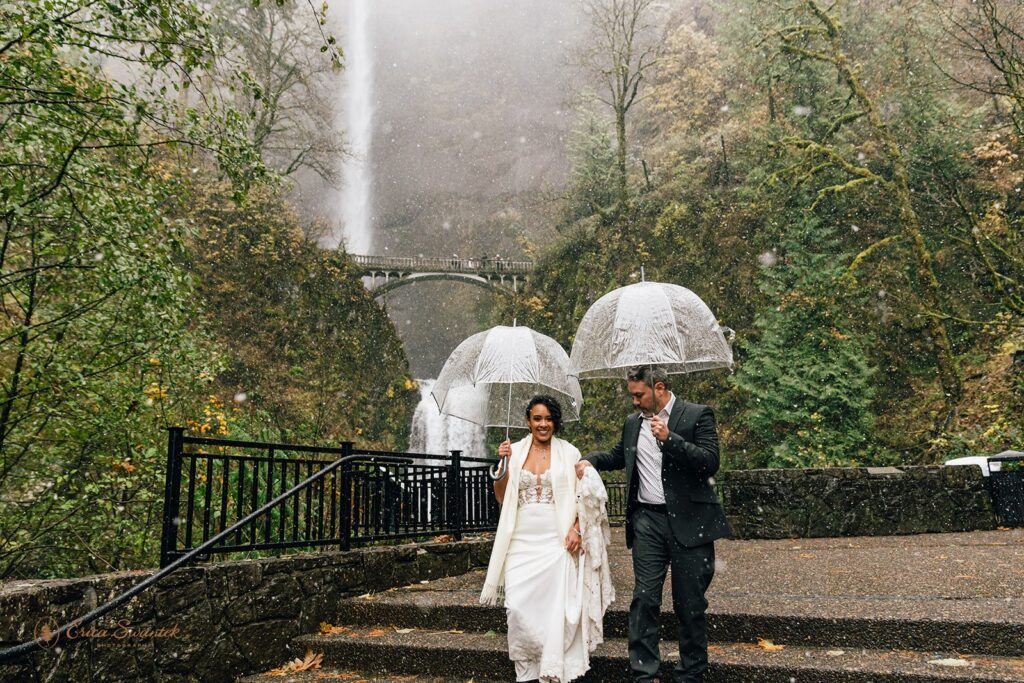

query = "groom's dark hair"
525;395;563;433
627;365;670;390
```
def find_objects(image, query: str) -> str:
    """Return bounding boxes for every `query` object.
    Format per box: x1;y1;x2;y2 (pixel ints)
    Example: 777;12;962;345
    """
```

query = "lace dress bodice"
517;468;554;506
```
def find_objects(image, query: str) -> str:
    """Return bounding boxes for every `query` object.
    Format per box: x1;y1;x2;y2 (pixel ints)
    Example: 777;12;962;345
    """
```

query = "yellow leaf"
757;638;785;652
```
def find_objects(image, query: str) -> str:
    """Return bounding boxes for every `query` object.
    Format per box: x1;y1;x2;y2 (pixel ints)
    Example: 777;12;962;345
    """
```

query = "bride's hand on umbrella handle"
497;439;511;458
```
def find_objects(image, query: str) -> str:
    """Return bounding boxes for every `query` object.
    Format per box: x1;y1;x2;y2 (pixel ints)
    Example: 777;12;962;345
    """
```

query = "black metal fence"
161;428;631;567
160;429;499;567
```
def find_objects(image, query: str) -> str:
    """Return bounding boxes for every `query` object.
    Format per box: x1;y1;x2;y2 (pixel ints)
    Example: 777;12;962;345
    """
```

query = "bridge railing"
351;254;533;275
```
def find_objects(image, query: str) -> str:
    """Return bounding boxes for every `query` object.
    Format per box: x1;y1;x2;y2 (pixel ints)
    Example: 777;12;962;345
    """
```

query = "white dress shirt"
636;392;675;504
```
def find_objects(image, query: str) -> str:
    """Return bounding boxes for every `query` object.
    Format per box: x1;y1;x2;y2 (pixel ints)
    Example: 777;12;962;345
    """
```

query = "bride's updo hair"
525;395;563;433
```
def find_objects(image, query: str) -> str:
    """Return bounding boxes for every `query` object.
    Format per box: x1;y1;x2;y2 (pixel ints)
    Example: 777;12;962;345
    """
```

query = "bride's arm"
492;439;512;502
565;448;582;553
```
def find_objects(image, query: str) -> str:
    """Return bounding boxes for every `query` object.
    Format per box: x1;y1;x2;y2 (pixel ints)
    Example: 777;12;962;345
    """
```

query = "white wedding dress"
503;468;587;682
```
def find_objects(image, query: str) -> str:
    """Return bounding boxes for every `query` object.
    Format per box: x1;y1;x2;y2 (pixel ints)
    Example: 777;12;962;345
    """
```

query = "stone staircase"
240;529;1024;682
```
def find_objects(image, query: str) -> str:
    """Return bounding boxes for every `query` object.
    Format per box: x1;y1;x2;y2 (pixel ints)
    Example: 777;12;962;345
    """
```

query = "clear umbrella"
570;280;734;379
431;324;583;479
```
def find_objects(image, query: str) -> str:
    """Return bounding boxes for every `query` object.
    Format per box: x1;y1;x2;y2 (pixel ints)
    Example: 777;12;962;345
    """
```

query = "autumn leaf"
320;622;349;635
394;627;415;634
266;649;323;674
367;629;387;637
757;638;785;652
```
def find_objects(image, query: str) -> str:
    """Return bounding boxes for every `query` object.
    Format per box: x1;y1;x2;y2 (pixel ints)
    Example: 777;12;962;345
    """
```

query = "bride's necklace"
530;442;551;459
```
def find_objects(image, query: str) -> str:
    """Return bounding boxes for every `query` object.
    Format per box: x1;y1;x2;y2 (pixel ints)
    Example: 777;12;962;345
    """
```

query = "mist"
313;0;587;376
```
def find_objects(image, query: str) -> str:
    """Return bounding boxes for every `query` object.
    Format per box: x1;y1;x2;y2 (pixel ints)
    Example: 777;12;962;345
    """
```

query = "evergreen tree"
733;217;877;468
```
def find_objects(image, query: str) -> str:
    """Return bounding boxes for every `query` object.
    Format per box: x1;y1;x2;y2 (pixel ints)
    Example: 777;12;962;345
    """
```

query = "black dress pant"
629;507;716;683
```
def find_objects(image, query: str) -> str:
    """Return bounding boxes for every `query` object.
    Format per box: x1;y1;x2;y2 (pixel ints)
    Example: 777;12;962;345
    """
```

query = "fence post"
448;449;463;541
160;427;185;568
339;441;353;551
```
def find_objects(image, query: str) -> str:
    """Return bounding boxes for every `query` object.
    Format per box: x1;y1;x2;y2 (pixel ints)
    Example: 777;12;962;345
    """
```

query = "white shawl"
479;434;580;606
565;467;615;658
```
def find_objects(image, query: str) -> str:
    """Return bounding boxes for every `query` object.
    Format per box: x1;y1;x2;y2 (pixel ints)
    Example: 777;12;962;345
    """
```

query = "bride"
480;395;612;683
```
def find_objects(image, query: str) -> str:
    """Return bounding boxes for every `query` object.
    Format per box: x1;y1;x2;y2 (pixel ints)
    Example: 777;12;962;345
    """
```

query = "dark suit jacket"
585;399;732;549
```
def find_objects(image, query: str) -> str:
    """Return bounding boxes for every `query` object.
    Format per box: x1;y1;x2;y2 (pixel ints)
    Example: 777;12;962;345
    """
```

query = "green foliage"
563;110;619;225
181;180;418;448
731;218;878;468
0;0;262;579
0;0;412;580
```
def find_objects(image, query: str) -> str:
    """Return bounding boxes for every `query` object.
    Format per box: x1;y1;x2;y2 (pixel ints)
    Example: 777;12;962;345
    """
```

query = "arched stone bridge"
351;254;533;296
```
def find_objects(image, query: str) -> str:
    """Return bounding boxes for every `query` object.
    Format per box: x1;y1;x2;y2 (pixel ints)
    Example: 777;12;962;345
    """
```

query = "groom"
575;365;731;683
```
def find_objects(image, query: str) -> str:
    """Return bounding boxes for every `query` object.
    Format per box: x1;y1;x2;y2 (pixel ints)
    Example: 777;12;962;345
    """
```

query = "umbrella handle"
489;456;509;481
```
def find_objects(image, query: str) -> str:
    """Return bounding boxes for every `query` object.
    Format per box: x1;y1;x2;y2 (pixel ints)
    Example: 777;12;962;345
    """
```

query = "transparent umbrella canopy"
570;280;734;379
431;324;583;430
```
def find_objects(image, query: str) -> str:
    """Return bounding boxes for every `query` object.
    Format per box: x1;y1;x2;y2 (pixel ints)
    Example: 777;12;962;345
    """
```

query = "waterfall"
409;380;487;463
330;0;374;254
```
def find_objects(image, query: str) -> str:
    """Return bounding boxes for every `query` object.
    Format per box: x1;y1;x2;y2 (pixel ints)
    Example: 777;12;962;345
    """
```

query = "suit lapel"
625;413;641;500
668;397;687;437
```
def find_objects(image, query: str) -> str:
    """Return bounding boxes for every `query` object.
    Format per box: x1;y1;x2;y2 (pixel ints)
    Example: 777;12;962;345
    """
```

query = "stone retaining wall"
0;536;492;683
718;465;997;539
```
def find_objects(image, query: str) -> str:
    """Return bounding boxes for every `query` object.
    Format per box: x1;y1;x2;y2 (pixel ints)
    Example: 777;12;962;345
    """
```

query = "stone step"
333;574;1024;657
241;623;1024;682
241;672;479;683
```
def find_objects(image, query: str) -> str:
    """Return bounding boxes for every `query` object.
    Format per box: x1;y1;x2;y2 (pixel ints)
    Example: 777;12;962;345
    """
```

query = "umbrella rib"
656;283;684;364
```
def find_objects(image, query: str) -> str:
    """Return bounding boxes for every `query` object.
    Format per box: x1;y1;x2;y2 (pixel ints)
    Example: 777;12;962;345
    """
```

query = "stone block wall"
0;536;492;683
718;465;997;539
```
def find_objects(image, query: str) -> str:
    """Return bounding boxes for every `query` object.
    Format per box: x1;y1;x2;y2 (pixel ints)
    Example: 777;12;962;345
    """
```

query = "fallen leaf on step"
798;553;815;559
928;658;971;667
367;629;387;637
265;649;323;674
394;627;415;634
757;638;785;652
434;534;454;542
483;630;497;637
448;629;465;634
827;650;845;656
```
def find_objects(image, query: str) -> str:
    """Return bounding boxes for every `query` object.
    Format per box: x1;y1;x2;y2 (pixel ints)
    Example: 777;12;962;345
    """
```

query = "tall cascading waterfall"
330;0;374;253
409;380;487;464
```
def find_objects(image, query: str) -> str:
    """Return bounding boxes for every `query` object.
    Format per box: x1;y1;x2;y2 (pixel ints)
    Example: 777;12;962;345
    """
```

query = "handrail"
0;452;412;665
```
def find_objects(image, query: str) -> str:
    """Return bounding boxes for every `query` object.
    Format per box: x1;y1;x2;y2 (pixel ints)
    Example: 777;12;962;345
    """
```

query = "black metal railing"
160;429;499;567
606;481;627;524
1;445;417;665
